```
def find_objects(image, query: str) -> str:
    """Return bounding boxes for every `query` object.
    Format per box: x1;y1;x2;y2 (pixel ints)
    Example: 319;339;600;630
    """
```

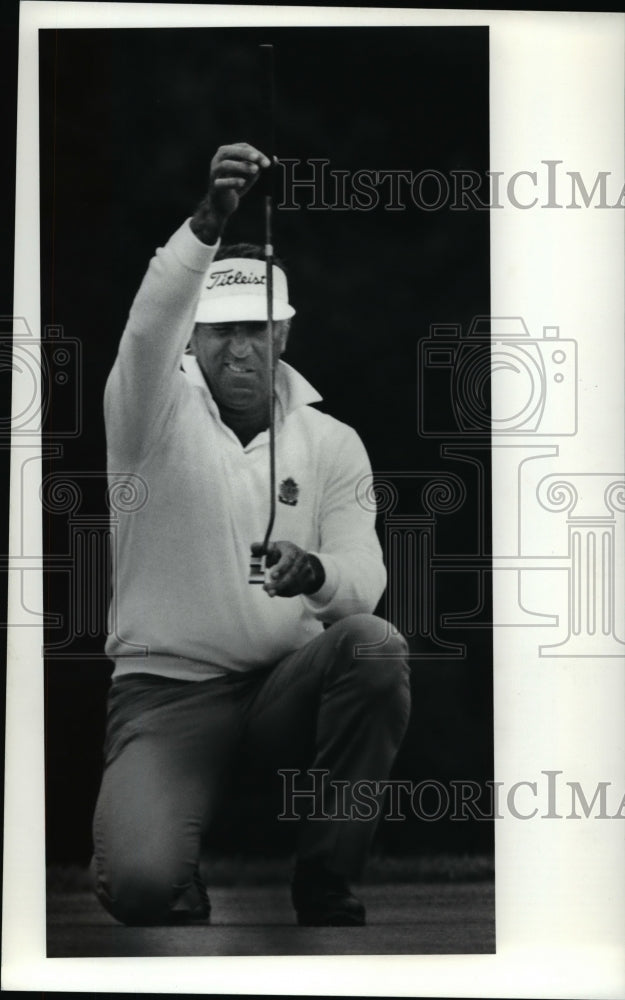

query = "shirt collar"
181;353;322;418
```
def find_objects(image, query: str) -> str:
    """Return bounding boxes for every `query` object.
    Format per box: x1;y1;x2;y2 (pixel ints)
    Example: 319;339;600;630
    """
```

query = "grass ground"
48;851;494;890
47;854;495;957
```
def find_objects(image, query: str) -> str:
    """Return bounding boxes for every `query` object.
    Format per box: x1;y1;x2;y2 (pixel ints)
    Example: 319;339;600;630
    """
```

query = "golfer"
92;142;411;926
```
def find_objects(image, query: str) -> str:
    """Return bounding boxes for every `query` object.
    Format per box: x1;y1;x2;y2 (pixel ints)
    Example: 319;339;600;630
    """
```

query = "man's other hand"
191;143;271;244
251;541;326;598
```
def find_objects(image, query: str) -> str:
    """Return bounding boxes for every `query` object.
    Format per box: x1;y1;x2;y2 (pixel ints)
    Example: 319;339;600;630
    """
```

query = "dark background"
40;26;492;865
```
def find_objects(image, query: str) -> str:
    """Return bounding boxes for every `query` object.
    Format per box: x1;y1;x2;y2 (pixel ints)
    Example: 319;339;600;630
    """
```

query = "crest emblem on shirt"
278;477;299;506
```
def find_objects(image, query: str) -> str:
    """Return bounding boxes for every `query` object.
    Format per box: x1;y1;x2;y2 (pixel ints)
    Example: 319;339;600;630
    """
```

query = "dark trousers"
92;613;410;925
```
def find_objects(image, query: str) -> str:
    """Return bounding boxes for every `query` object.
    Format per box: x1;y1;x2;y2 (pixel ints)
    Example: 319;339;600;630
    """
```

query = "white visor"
194;257;295;323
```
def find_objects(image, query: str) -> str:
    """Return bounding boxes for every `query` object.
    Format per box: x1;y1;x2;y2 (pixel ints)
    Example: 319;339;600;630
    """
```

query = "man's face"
190;320;290;414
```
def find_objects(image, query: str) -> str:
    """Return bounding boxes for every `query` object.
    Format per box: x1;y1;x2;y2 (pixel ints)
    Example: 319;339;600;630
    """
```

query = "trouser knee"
330;613;411;707
92;856;188;926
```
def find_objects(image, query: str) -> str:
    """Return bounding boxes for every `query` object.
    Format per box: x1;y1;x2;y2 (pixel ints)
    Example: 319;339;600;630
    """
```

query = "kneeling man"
92;143;410;927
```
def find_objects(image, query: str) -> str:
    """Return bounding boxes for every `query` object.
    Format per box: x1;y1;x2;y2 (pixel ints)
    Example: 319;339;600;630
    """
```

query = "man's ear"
278;319;291;355
187;325;198;354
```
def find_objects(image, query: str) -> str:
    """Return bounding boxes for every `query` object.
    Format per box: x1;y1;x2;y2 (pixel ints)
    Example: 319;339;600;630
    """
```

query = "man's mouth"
225;362;254;374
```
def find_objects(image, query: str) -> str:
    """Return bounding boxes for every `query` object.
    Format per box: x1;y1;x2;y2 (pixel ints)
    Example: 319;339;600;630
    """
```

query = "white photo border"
4;3;625;996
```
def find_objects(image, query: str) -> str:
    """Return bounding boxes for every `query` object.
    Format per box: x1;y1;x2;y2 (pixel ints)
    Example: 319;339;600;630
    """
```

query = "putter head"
249;549;267;585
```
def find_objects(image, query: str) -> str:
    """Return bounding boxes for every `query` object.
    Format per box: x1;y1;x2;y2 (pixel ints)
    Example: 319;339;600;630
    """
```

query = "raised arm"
104;144;271;463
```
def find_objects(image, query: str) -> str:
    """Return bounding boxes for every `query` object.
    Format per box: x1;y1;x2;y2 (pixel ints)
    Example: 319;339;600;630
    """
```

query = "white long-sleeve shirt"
104;220;386;680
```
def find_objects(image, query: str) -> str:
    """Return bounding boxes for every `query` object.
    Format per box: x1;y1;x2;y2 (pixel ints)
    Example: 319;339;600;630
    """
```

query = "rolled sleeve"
170;219;220;272
300;428;386;623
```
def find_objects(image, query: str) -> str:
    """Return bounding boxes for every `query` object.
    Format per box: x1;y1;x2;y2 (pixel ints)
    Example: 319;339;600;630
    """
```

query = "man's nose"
229;329;252;355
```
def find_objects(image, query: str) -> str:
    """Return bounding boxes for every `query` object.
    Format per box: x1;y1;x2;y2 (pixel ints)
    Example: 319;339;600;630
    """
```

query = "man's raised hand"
191;143;271;244
210;143;271;218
